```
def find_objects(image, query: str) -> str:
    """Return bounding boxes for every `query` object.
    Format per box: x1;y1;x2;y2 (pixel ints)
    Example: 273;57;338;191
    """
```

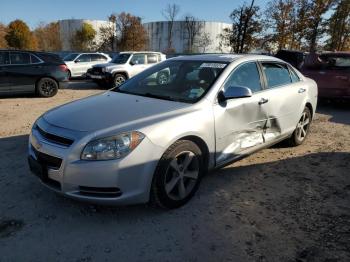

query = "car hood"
43;91;190;132
93;62;116;68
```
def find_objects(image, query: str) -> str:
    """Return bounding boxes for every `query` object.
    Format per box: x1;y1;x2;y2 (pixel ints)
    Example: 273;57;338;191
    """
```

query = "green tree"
5;19;33;49
70;22;96;51
325;0;350;51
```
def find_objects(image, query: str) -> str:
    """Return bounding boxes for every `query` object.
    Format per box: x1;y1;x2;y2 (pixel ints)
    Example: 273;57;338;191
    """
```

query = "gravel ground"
0;82;349;262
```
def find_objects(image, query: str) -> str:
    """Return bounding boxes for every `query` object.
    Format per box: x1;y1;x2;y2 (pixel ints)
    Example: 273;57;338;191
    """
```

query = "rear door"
7;51;37;92
258;61;307;141
0;51;10;93
213;61;269;164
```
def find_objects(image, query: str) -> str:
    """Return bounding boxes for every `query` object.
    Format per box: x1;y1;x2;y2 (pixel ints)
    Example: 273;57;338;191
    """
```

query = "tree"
115;12;148;51
0;23;7;48
5;19;35;49
265;0;295;50
220;0;262;53
197;32;213;53
70;22;96;51
307;0;337;52
98;14;117;51
184;15;203;53
162;3;180;52
325;0;350;51
34;22;62;51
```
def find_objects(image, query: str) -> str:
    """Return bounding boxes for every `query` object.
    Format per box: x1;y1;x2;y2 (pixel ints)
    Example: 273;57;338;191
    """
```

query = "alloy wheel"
164;151;199;200
296;111;310;141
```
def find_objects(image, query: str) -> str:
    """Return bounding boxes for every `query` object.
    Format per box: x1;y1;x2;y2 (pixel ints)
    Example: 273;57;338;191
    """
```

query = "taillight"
58;64;68;72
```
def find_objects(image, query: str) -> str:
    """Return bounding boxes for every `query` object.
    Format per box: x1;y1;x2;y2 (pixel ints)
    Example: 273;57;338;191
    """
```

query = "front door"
213;61;268;165
129;54;147;77
74;54;92;76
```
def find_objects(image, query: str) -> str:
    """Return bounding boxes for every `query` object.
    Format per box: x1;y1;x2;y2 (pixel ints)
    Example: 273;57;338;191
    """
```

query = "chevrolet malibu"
28;55;318;209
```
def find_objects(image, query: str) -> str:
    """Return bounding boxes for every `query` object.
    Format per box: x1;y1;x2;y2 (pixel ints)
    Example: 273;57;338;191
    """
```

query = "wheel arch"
177;135;210;172
305;102;314;119
112;71;129;79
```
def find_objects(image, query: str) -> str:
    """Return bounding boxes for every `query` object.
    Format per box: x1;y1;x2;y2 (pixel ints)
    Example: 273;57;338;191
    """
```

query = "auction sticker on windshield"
200;63;227;68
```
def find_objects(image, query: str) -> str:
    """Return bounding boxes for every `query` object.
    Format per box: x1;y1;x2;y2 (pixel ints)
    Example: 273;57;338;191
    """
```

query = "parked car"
301;52;350;100
63;52;112;78
86;51;166;88
275;49;307;69
28;54;317;208
0;50;69;97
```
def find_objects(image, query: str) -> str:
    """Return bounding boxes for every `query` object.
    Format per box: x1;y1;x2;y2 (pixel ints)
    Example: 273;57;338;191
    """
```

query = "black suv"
0;50;69;97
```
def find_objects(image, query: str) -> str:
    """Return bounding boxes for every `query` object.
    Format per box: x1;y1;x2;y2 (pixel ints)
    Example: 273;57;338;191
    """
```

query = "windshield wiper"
143;93;179;102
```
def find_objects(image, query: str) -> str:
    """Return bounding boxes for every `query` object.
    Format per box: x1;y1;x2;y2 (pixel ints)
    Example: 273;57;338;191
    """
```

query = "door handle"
258;98;269;105
298;88;306;93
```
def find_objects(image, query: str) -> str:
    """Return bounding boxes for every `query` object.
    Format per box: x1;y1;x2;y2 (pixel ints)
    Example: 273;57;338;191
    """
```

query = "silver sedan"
28;54;318;209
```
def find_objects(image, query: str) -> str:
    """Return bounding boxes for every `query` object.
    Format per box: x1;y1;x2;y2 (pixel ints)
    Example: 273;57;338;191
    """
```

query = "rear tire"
36;78;58;97
150;140;204;209
288;106;312;146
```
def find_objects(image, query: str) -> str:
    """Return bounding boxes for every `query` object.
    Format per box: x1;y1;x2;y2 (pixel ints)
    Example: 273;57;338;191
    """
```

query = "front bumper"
86;70;112;82
27;120;163;205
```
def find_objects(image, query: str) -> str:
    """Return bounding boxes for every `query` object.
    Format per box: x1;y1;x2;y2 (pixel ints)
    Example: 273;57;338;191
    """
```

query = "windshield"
112;53;131;64
64;53;79;61
113;60;228;103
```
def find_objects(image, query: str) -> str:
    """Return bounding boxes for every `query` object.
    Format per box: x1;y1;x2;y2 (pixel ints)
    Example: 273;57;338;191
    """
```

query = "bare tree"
184;15;203;53
162;3;180;52
197;32;212;53
98;14;117;51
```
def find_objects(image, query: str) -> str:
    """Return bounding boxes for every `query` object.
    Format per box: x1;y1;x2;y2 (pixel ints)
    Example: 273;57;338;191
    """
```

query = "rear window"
0;52;9;65
147;54;158;64
36;53;63;64
262;63;292;88
10;52;30;65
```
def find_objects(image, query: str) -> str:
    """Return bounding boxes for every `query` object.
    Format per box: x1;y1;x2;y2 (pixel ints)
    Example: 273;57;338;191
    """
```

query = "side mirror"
75;59;81;63
218;86;252;103
130;60;139;66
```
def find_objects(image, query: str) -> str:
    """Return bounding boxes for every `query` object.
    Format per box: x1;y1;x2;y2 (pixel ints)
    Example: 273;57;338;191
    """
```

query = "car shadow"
1;134;349;260
317;100;350;125
66;79;105;90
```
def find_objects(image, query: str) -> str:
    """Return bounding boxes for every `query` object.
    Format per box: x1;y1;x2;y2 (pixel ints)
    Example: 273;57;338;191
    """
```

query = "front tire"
36;78;58;97
150;140;205;209
288;106;312;146
112;73;126;88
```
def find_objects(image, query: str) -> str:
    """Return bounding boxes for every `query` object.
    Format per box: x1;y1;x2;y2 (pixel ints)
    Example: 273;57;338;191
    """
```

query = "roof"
119;51;165;54
169;54;279;63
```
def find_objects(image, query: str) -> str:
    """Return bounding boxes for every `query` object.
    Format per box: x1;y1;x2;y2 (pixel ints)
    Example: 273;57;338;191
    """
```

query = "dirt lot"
0;82;349;262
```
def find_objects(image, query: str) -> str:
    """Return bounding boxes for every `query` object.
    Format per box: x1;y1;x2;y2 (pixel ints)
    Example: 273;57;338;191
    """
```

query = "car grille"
31;145;62;170
90;67;103;75
36;125;74;147
78;186;122;198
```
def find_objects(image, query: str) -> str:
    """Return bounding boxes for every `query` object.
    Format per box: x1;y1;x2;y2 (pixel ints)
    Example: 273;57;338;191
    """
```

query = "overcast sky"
1;0;268;29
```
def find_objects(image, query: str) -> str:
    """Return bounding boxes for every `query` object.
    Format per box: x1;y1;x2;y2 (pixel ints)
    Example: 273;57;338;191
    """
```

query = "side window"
130;54;146;65
0;52;10;65
30;54;41;64
77;54;91;62
289;67;300;83
147;54;158;64
10;52;30;65
91;54;108;61
262;63;292;88
224;62;262;93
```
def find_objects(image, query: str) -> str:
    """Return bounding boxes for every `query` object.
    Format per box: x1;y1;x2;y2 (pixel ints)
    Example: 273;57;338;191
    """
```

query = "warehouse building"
143;21;232;53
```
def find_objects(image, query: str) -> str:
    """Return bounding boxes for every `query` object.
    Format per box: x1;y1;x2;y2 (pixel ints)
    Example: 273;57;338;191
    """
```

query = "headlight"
101;67;106;73
81;131;145;160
